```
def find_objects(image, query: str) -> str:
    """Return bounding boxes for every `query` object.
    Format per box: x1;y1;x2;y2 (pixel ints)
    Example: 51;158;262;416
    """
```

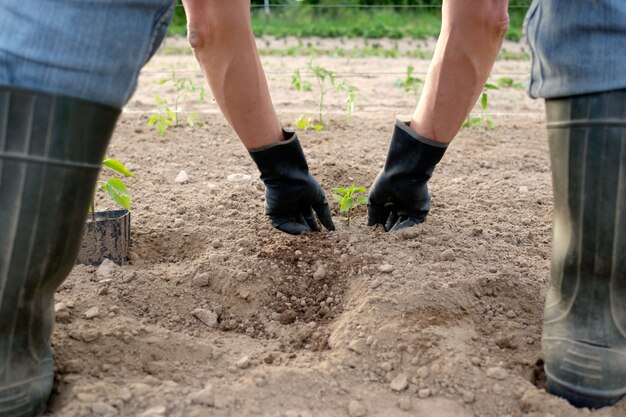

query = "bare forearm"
411;0;509;143
182;0;283;149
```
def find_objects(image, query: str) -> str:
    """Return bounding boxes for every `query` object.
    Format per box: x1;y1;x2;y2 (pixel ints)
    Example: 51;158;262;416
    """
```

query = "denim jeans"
0;0;174;109
525;0;626;99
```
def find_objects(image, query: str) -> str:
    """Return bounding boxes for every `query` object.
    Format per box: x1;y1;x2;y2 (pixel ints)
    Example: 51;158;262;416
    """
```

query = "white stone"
226;173;252;182
175;170;189;184
84;306;100;320
189;385;215;407
348;400;367;417
192;309;218;328
390;374;409;392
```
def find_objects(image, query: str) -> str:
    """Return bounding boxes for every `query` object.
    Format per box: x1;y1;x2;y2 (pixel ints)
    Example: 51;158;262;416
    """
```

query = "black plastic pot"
77;210;131;266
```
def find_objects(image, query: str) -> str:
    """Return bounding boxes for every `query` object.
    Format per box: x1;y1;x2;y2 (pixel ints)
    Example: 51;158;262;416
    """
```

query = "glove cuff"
248;129;309;180
394;117;448;149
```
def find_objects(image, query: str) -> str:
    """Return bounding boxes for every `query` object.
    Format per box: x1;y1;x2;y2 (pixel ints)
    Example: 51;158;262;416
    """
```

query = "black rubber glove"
368;119;447;232
249;130;335;235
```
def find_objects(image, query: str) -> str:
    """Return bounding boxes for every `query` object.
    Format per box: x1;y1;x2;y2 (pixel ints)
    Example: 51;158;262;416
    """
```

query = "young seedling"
394;64;423;100
496;77;525;90
333;185;368;226
89;158;134;221
292;62;358;129
148;71;206;135
462;83;500;130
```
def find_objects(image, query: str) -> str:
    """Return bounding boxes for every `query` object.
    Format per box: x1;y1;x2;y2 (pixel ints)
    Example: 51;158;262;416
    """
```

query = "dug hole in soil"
47;38;626;417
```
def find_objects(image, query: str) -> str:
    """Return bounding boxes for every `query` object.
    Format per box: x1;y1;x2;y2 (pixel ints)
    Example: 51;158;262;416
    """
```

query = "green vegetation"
394;64;423;100
292;62;358;129
333;185;368;226
91;158;134;219
462;83;500;130
168;1;529;42
497;76;525;90
148;72;206;135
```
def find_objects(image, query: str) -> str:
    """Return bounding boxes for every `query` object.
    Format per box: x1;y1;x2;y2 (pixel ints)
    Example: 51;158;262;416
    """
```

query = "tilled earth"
46;37;626;417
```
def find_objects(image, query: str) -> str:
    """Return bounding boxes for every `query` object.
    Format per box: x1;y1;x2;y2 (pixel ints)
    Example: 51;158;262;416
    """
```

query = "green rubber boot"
543;89;626;409
0;86;119;416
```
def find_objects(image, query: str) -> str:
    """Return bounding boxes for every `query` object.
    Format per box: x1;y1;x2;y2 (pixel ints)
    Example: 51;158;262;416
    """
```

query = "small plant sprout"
89;158;134;221
333;185;368;226
462;83;500;130
291;62;358;129
496;77;525;90
394;64;423;100
148;71;206;135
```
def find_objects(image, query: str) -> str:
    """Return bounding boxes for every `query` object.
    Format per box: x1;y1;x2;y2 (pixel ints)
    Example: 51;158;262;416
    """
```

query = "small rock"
81;329;100;343
348;339;367;355
398;397;412;411
227;173;252;182
212;240;223;249
175;170;189;184
96;259;118;280
505;310;517;319
348;400;367;417
236;272;249;282
313;265;326;280
378;264;394;274
439;249;456;261
279;310;297;325
64;359;84;373
189;385;215;407
84;306;100;320
486;366;509;380
92;402;118;417
390;374;409;392
416;366;429;378
519;186;529;193
55;303;71;323
119;388;133;402
418;389;431;398
173;218;184;227
192;272;210;287
462;390;476;404
237;356;251;369
192;309;219;328
380;362;393;372
138;406;167;417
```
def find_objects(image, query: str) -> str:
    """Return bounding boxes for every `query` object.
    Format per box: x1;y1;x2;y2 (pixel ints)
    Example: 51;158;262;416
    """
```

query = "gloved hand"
368;118;447;232
249;130;335;235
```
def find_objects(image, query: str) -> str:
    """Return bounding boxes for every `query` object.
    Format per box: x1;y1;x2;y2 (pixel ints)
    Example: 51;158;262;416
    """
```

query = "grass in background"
168;5;527;42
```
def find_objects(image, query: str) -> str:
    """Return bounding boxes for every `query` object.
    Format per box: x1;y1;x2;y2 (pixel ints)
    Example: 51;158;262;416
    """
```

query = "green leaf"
353;187;367;194
102;158;133;177
340;197;354;212
481;93;488;110
357;196;369;204
484;83;499;91
312;124;324;131
166;108;176;122
333;194;344;203
147;115;158;126
333;187;348;195
102;178;131;210
157;78;169;85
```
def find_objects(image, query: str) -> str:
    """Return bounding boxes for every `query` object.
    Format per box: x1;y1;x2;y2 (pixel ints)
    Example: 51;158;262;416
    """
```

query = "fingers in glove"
270;214;312;235
388;215;425;232
367;203;392;227
312;201;336;231
303;208;321;232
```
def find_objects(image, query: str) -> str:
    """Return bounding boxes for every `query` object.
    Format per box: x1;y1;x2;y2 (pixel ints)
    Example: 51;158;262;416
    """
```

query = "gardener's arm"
368;0;509;231
411;0;510;143
182;0;335;234
182;0;283;148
